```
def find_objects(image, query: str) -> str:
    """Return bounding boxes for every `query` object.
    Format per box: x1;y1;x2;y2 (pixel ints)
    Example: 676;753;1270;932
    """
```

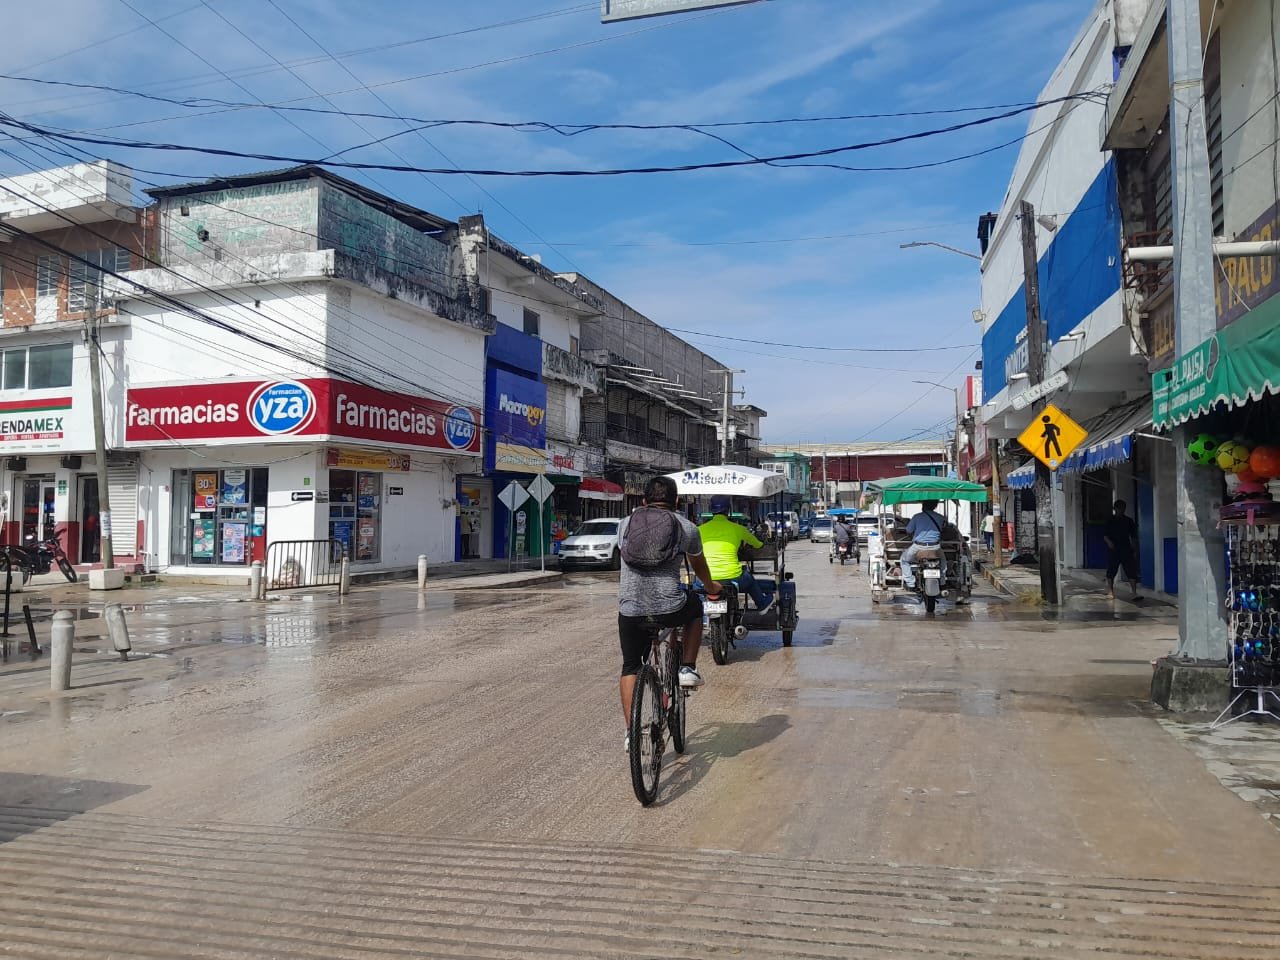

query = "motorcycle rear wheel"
709;619;730;666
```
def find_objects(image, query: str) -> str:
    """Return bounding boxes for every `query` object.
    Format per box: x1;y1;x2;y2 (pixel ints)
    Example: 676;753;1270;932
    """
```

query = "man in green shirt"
700;495;771;610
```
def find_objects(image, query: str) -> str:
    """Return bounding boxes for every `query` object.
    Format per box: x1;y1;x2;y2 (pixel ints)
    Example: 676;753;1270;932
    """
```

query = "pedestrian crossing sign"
1017;403;1087;470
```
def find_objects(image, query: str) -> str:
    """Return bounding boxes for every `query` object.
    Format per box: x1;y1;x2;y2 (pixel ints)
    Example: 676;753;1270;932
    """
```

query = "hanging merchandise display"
1217;521;1280;726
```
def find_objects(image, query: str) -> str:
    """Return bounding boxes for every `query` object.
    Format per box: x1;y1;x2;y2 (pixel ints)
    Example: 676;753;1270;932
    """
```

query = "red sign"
125;378;482;454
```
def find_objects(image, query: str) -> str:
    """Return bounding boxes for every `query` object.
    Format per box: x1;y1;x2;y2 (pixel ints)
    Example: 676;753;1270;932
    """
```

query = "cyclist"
618;475;721;738
698;495;770;610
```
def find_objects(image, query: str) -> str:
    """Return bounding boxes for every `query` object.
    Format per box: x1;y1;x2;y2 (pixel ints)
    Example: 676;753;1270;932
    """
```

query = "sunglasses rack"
1215;520;1280;727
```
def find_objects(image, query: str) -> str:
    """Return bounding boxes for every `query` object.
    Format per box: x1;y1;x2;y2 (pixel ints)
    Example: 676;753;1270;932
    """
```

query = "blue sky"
1;0;1095;443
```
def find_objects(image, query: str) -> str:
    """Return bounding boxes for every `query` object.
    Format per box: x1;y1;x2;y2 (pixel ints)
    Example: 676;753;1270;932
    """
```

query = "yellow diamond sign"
1017;403;1088;470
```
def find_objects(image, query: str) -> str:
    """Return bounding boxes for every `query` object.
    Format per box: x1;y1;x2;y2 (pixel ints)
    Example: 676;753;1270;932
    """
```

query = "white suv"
557;518;623;570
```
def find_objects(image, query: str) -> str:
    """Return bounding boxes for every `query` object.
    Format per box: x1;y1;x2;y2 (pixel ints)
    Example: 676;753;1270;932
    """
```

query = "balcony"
543;341;602;392
0;161;135;234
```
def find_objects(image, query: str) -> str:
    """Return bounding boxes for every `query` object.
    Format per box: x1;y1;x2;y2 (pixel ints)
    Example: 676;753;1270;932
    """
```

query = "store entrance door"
78;474;100;564
20;476;57;546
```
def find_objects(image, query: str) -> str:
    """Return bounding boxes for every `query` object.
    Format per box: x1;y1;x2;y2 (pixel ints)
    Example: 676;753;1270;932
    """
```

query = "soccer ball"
1217;440;1252;473
1188;433;1220;466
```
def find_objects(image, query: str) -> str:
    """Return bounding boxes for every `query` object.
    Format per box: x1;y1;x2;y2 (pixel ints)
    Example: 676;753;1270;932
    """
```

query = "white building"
111;167;490;578
978;0;1162;579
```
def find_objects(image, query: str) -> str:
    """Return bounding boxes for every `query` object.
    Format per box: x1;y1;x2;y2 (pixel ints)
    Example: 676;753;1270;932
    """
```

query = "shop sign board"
485;368;547;474
290;491;314;502
1016;403;1088;470
123;378;482;455
0;396;72;446
325;447;410;472
387;486;404;496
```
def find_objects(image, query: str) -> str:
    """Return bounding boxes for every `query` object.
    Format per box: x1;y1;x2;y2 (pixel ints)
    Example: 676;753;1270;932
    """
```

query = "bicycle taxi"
664;465;800;651
864;475;987;606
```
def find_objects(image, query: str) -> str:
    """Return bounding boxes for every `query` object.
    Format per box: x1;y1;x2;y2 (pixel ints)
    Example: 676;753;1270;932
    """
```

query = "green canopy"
866;475;990;505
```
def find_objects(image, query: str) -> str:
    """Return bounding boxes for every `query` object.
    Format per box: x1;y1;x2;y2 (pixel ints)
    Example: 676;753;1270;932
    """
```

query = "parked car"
557;518;622;569
766;511;800;541
798;516;812;538
809;517;834;542
853;515;882;548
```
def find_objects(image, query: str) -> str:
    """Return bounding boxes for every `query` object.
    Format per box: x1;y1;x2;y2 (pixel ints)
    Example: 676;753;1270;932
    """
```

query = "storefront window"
328;469;381;561
173;467;267;566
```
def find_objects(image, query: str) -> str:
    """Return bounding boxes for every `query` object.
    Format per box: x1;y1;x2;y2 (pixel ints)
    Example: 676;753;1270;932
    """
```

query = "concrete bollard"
104;604;132;661
50;611;74;691
418;554;429;590
249;560;263;600
339;557;350;596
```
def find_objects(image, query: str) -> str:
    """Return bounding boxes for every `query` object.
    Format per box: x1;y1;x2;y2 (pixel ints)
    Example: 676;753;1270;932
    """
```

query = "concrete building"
0;160;150;567
112;166;490;577
978;0;1168;582
759;441;949;508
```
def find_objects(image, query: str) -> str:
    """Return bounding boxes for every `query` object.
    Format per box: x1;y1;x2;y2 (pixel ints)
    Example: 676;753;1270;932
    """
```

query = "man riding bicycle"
698;495;770;610
618;476;721;740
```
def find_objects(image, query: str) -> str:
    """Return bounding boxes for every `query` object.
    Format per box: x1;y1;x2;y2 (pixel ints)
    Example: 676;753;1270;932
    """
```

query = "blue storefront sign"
485;367;548;473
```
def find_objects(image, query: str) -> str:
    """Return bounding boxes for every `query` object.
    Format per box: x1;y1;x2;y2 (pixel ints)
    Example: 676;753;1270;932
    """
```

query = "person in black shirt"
1102;500;1139;599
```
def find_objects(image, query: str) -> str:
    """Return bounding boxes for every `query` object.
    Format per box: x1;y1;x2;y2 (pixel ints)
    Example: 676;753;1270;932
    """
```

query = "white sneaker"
679;666;705;689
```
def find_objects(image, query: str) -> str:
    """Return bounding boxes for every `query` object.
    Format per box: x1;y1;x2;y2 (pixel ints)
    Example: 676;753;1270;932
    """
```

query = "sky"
0;0;1097;445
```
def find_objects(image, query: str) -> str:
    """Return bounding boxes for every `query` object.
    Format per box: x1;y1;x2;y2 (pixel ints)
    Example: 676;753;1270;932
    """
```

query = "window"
36;256;60;298
176;468;267;566
0;343;72;391
569;335;579;356
68;247;130;312
328;469;382;561
523;307;540;336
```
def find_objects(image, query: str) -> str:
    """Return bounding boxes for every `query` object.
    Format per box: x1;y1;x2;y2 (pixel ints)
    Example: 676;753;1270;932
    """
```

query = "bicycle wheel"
666;634;687;754
57;556;77;583
628;665;664;806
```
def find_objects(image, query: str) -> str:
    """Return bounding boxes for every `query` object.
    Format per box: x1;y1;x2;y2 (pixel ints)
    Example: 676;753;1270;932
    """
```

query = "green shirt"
699;514;762;581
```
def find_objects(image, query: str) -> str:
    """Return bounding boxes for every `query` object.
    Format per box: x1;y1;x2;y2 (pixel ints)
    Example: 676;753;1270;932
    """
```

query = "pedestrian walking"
980;512;995;552
1103;500;1140;600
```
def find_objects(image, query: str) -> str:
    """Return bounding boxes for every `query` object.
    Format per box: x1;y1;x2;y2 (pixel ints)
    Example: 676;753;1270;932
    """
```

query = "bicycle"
628;623;688;806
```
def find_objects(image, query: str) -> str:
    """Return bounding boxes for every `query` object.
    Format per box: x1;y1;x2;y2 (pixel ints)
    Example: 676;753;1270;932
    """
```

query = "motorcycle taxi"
865;476;987;613
664;466;800;664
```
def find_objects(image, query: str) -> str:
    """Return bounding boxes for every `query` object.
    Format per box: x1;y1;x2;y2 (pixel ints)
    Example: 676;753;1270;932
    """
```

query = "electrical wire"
0;93;1109;178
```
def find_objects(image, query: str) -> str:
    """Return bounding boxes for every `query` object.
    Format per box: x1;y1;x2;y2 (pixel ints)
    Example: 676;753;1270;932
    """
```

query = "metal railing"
264;539;347;592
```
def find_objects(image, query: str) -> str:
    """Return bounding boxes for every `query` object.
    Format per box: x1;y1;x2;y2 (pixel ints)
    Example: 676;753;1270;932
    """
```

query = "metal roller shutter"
107;462;138;558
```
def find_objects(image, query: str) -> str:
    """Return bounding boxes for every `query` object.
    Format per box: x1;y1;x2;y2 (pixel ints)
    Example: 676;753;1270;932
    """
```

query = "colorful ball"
1187;433;1221;466
1250;445;1280;478
1217;441;1252;473
1238;468;1261;483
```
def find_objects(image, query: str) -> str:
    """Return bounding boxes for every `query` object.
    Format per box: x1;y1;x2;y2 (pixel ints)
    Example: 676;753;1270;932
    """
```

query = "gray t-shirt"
618;511;703;617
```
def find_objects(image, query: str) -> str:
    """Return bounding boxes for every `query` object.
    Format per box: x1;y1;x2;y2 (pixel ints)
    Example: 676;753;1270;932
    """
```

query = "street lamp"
899;241;982;261
911;379;953;391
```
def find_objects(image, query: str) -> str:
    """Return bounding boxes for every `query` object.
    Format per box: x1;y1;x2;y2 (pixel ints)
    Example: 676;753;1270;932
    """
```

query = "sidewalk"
980;557;1176;612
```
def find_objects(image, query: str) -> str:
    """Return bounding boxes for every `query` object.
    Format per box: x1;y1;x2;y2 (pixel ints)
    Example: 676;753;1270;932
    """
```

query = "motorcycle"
911;545;946;614
702;584;746;666
1;536;78;585
831;539;857;565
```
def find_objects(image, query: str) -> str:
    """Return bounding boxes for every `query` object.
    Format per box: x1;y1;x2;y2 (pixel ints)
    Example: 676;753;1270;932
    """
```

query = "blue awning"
1007;460;1036;489
1057;399;1151;476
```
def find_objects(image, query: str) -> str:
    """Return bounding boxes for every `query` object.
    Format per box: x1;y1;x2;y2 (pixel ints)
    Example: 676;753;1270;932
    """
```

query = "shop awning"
1007;460;1036;489
1058;398;1152;475
579;477;623;502
1153;294;1280;428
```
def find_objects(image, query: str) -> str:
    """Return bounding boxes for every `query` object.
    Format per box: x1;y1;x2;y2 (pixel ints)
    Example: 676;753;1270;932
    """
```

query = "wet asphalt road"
3;544;1280;958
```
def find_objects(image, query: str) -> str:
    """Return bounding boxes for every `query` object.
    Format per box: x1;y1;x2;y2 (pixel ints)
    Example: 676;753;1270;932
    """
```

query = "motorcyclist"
832;517;855;558
900;499;946;590
699;495;771;610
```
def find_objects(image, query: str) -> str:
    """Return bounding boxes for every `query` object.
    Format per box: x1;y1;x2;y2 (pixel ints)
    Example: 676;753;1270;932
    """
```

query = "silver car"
809;517;834;542
557;518;622;569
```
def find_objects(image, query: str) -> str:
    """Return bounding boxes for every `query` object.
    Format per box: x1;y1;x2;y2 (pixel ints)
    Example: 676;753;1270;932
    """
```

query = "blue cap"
708;495;731;514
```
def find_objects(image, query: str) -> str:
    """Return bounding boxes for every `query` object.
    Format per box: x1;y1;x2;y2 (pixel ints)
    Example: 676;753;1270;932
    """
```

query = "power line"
0;93;1107;179
661;329;977;353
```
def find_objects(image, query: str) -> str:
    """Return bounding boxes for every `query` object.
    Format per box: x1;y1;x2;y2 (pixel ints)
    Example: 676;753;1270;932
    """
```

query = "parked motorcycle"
1;536;78;585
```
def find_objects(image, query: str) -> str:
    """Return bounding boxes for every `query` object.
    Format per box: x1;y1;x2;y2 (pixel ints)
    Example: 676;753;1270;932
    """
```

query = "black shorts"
618;590;702;676
1107;551;1138;581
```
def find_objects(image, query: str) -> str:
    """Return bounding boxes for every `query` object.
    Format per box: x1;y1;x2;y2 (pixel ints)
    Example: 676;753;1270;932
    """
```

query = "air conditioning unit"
60;455;82;470
6;457;27;472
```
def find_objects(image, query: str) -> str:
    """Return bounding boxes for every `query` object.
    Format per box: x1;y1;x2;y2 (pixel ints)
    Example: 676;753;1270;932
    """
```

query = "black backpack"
619;506;683;569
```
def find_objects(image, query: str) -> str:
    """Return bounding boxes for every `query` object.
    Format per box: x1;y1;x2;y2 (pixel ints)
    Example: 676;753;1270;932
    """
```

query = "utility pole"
1019;199;1059;604
990;440;1004;568
716;368;744;465
85;296;114;571
1167;0;1226;660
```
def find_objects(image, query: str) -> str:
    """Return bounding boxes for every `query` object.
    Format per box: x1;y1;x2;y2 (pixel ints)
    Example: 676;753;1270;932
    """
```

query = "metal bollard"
104;604;132;661
249;560;263;600
418;554;429;590
50;611;74;691
339;557;350;596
